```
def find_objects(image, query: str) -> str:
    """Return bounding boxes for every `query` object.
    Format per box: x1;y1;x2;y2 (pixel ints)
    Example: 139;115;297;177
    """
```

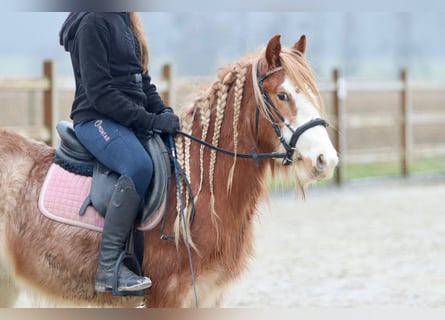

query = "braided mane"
173;58;249;247
172;44;325;247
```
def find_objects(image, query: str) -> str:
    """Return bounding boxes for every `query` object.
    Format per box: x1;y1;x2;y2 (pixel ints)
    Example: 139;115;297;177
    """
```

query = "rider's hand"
152;112;180;135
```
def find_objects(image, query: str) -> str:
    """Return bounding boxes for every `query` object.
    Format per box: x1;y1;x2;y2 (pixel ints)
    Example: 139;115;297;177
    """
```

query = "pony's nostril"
316;154;326;172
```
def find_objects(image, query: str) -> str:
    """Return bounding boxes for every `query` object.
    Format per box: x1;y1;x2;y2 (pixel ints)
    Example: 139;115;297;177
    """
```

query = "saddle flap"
89;162;119;216
141;134;171;225
87;134;171;224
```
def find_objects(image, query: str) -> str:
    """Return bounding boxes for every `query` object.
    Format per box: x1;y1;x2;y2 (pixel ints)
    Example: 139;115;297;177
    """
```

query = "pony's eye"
277;93;289;101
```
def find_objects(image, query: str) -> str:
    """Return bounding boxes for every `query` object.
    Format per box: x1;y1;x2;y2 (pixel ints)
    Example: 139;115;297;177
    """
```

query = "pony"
0;35;338;307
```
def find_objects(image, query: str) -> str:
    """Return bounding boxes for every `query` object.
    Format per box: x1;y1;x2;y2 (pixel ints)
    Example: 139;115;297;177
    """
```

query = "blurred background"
1;12;445;307
0;11;444;183
1;12;444;79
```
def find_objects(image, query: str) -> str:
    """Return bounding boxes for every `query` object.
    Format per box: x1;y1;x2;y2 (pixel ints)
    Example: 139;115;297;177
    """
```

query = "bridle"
256;65;328;165
176;62;328;166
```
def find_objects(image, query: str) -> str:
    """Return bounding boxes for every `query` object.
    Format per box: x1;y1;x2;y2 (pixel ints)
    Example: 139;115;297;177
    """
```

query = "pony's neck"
176;61;273;244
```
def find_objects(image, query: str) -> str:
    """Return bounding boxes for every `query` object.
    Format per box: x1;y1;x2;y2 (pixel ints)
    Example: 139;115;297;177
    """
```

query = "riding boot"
95;175;152;292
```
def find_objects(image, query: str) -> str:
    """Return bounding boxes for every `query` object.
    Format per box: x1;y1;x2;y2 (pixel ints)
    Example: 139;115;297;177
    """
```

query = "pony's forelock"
252;47;326;121
280;48;325;116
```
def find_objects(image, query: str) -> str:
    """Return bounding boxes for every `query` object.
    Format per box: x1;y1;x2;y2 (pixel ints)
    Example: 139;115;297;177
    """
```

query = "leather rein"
177;64;328;167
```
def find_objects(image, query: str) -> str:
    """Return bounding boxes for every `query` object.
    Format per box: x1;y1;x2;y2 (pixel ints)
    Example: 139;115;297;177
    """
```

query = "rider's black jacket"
59;12;167;132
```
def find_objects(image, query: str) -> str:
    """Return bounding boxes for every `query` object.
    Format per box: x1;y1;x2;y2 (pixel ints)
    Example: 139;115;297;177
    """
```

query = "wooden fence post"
333;68;346;185
161;63;174;107
400;69;411;176
43;60;56;146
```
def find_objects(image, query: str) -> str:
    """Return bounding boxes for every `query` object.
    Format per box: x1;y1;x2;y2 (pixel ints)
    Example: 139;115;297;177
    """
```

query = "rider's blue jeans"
74;118;153;197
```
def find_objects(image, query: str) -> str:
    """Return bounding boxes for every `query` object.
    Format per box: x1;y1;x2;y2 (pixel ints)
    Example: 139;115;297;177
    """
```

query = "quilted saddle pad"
39;163;165;232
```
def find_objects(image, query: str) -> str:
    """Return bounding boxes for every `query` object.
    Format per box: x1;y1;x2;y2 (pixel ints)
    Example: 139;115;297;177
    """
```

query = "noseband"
256;65;328;166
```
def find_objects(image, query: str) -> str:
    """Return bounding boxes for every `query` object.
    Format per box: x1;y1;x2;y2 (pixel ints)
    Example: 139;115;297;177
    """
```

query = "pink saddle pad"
39;164;165;232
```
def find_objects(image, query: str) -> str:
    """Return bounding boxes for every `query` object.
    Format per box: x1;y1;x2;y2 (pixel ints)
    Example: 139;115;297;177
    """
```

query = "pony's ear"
265;34;282;69
293;35;306;56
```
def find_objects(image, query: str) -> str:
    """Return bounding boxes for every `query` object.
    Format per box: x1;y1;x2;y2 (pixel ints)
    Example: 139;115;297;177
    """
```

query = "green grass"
268;156;445;190
411;157;445;173
344;161;401;180
345;157;445;180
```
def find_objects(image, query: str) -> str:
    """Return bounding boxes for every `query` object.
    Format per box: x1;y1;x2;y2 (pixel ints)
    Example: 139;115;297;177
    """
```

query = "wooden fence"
0;60;173;146
1;60;444;184
325;69;445;184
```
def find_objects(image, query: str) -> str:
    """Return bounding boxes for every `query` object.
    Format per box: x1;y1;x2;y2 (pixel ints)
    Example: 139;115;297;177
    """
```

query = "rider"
59;12;179;293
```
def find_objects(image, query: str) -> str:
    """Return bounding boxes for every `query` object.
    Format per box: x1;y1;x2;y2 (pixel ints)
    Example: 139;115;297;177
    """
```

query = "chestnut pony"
0;35;337;307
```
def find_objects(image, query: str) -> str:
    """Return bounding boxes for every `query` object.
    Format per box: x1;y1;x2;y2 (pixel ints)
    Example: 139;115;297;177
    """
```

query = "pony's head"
253;35;338;187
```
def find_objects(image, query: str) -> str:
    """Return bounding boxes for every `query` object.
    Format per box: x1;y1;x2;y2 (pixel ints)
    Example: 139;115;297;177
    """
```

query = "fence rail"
320;69;445;183
1;60;444;184
0;60;173;146
0;78;50;91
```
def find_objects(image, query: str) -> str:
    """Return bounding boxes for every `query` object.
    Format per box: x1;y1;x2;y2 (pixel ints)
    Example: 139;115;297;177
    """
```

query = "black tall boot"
95;175;152;292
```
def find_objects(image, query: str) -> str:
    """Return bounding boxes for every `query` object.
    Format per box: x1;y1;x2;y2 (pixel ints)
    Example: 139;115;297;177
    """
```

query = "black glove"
152;112;180;135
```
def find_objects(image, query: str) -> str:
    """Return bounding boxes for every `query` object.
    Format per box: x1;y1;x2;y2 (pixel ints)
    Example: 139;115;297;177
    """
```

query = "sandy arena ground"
223;175;445;307
1;174;445;307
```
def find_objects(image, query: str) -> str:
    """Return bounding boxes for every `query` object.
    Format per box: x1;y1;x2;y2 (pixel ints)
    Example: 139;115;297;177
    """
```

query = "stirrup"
111;229;148;296
111;250;146;296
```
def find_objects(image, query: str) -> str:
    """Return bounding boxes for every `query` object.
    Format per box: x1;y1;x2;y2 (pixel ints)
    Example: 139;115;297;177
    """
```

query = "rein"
176;130;285;167
176;63;328;166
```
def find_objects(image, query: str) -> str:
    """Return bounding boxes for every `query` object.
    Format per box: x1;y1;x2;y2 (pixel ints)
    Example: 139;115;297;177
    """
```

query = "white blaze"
280;78;338;178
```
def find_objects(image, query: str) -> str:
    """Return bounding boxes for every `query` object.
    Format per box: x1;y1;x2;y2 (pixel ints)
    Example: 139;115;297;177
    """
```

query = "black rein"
176;130;285;167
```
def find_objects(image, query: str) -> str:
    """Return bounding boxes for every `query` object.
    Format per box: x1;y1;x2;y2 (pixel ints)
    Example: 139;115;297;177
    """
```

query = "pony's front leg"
0;270;20;307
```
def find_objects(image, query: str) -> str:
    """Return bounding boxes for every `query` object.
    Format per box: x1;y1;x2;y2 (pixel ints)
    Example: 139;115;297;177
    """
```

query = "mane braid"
183;113;193;213
184;112;196;248
172;110;198;249
252;48;326;123
209;78;229;239
227;64;247;192
173;132;185;246
195;98;212;201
